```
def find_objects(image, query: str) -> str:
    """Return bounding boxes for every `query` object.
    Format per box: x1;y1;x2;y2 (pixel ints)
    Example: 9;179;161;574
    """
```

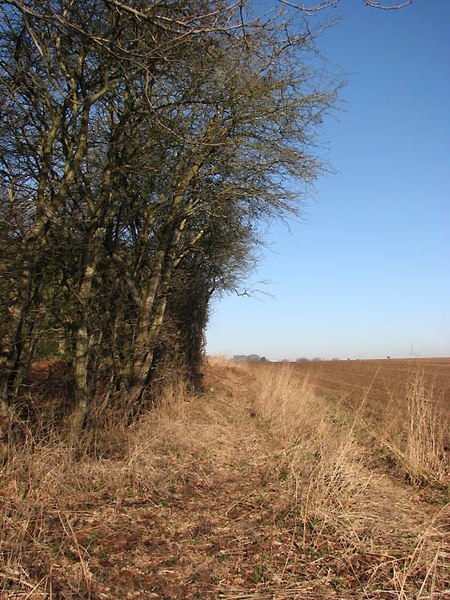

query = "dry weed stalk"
403;371;448;486
390;503;450;599
364;369;449;487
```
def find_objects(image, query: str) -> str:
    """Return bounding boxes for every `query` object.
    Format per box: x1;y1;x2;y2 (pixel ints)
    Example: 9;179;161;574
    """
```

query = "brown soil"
290;358;450;409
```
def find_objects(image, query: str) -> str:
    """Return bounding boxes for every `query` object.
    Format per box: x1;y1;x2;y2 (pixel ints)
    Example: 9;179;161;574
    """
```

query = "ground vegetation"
1;358;448;598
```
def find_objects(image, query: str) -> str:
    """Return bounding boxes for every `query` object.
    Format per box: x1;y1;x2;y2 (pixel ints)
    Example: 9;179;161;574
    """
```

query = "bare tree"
0;0;337;438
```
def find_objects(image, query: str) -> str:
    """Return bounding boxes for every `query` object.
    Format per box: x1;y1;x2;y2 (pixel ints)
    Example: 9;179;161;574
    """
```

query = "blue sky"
206;0;450;361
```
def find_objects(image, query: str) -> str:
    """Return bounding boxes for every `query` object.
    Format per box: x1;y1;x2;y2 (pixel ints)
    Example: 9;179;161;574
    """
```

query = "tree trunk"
1;105;91;406
127;236;176;406
127;249;170;404
68;234;101;439
1;260;36;402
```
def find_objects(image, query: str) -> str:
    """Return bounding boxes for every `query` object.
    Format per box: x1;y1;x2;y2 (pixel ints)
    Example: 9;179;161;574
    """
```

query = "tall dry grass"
249;364;371;518
0;376;243;597
402;371;447;485
1;360;448;598
357;369;449;488
245;362;449;598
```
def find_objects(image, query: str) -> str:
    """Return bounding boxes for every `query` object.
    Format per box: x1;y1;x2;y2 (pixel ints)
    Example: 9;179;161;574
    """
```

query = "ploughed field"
288;358;450;442
290;358;450;405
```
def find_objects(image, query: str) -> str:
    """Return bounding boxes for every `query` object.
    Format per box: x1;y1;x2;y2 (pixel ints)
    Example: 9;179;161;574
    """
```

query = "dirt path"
69;364;299;599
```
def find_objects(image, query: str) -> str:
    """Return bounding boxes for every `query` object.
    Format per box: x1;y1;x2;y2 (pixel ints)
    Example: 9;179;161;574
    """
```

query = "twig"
279;0;412;10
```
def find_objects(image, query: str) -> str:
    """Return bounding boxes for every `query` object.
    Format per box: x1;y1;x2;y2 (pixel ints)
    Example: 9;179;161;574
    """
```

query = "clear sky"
206;0;450;361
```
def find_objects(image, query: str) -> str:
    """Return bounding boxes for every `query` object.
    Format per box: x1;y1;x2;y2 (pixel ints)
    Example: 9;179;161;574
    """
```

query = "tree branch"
279;0;412;10
364;0;412;9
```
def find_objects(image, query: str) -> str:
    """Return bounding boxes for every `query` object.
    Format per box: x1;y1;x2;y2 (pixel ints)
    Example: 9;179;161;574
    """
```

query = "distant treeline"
233;355;269;363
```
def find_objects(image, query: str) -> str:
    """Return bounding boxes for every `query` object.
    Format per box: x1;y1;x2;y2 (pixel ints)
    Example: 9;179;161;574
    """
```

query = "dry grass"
0;358;449;599
398;372;447;486
247;362;449;599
